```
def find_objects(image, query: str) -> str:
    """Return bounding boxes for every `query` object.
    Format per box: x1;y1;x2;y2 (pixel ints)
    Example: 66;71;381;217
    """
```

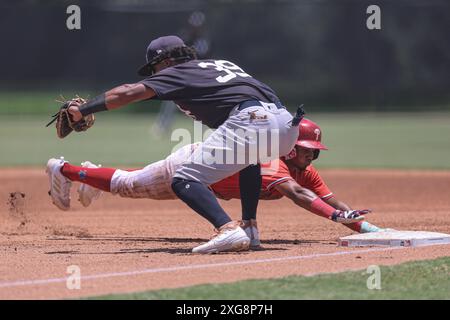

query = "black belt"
238;100;285;111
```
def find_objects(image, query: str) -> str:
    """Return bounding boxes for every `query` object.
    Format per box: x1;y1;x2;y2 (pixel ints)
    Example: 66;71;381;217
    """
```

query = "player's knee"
171;177;184;193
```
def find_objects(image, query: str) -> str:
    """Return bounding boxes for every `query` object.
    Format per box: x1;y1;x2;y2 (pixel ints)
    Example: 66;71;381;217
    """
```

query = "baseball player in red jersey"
210;118;382;246
48;118;381;249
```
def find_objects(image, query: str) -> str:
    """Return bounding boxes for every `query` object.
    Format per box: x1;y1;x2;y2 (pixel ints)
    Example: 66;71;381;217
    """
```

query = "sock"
61;163;116;192
171;177;232;228
239;164;261;220
351;221;381;233
345;221;363;232
309;197;336;219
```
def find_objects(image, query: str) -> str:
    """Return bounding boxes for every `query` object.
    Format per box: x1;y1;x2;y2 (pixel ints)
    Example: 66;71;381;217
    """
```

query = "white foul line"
0;246;407;289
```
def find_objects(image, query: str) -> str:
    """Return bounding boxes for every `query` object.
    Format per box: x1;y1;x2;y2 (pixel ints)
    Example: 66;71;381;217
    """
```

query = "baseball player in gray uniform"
46;35;300;254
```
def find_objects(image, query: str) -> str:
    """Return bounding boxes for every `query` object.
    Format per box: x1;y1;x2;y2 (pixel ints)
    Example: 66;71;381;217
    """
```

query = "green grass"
0;91;162;115
1;112;449;168
89;257;450;300
0;91;94;115
311;112;450;169
0;91;449;168
0;114;188;167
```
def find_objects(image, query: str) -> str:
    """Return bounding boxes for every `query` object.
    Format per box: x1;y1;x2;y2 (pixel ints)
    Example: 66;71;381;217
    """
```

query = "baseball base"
339;230;450;247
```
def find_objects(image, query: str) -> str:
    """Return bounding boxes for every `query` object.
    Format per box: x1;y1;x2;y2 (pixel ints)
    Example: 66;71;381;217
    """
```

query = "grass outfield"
0;114;182;167
89;256;450;300
0;112;449;168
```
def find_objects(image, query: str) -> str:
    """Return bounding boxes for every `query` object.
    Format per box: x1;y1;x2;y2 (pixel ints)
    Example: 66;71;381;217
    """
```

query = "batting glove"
331;209;371;224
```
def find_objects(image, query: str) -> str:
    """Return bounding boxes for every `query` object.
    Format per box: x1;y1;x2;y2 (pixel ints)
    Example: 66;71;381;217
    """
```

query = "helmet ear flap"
313;149;320;160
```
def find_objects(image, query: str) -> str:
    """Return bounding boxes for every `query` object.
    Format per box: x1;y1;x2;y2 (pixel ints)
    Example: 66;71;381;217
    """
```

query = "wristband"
309;197;336;219
79;94;108;116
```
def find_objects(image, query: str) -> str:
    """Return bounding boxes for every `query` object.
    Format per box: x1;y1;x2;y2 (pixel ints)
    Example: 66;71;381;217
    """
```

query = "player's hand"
68;105;82;122
331;209;371;224
46;96;95;139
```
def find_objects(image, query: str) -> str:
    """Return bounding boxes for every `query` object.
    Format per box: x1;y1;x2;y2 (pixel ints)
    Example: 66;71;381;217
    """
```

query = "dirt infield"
0;168;449;299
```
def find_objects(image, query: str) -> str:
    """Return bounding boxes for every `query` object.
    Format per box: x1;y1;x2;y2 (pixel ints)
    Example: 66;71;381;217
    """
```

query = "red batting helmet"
296;118;328;150
283;118;328;161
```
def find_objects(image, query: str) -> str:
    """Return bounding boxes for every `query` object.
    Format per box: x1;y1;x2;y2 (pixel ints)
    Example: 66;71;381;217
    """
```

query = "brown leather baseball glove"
46;96;95;139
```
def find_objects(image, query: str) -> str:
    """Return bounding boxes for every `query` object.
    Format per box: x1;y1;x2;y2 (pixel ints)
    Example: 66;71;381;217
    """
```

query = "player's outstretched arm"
324;197;352;211
274;180;318;210
68;83;156;121
275;180;370;223
104;83;155;109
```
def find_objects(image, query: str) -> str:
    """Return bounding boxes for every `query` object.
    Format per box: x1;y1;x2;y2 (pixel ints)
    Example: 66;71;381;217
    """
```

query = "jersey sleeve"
262;160;294;191
139;67;187;100
303;166;334;200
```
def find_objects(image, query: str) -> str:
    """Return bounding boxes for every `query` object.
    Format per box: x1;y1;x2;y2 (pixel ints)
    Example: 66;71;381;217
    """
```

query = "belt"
238;100;284;111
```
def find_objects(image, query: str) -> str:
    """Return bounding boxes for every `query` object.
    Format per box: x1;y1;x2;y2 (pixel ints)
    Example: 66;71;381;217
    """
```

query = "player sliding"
46;35;303;254
47;118;383;249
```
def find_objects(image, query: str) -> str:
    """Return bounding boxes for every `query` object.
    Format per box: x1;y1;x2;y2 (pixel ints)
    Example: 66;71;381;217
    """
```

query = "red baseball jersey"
210;159;333;200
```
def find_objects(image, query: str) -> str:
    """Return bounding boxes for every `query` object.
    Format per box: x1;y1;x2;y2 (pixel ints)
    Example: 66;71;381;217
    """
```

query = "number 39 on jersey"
198;60;251;83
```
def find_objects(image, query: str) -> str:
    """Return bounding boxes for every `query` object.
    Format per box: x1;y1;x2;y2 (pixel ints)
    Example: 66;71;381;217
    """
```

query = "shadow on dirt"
45;248;194;255
47;236;334;246
261;239;337;246
47;236;210;243
45;236;290;255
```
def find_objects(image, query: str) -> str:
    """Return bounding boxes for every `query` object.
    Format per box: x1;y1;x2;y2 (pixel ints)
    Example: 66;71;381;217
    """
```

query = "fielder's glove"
331;209;371;224
46;96;95;139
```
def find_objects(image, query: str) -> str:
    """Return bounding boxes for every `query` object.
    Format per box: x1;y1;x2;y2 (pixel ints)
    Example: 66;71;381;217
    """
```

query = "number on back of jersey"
198;60;251;83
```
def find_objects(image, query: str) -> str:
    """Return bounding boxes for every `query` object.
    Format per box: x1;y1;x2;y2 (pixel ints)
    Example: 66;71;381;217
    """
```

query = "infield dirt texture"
1;112;449;299
0;168;449;299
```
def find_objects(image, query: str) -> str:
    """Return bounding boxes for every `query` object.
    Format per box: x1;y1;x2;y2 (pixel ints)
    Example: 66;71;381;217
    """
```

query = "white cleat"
46;157;72;211
240;219;261;249
77;161;102;207
192;221;250;254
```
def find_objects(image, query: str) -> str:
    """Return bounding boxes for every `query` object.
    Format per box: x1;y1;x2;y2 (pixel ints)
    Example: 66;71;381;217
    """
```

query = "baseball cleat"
240;219;261;249
192;221;250;254
46;157;72;211
77;161;102;207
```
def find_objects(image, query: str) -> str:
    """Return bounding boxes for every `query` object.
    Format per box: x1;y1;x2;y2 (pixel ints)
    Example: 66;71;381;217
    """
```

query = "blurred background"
0;0;449;168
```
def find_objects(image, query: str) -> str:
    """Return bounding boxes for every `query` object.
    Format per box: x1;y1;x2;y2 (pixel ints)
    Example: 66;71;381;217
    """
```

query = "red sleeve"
210;173;240;200
261;160;294;191
301;166;334;200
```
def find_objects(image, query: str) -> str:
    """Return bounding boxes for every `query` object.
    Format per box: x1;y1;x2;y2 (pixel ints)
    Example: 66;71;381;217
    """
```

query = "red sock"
345;221;362;232
61;163;116;192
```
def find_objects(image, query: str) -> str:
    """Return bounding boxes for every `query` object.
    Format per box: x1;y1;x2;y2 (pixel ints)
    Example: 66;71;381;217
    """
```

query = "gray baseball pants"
173;101;298;185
